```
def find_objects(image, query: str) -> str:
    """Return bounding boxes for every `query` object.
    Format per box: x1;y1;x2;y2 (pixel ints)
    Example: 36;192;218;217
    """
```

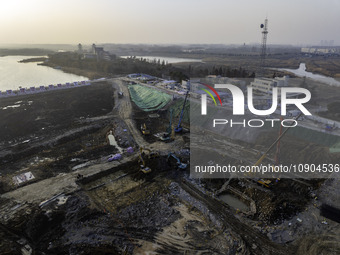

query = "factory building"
81;43;112;61
249;76;288;95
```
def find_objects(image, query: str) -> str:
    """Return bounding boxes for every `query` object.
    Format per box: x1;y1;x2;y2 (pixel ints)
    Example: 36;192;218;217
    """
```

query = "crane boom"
175;91;189;133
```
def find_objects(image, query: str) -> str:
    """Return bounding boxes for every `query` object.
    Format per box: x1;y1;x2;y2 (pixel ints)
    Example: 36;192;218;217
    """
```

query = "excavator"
139;147;159;173
141;123;150;135
167;152;187;170
253;114;302;188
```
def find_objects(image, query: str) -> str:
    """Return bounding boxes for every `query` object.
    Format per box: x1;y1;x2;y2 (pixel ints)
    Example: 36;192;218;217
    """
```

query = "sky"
0;0;340;45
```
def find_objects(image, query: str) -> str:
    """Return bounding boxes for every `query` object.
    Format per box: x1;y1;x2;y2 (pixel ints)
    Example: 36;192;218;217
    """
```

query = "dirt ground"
0;77;339;255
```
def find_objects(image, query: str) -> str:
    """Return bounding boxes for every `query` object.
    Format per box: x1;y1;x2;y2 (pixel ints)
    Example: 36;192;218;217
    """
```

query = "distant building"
92;43;97;54
249;76;288;95
203;76;246;88
83;53;96;59
301;47;340;55
89;43;112;61
78;43;83;54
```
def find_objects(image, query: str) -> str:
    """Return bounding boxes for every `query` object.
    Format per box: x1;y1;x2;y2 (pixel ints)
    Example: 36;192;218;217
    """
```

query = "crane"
175;91;189;133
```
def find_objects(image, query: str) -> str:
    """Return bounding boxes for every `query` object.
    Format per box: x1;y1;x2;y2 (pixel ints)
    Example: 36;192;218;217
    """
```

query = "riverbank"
19;57;47;63
0;48;54;57
40;62;106;80
275;63;340;87
304;57;340;78
18;55;102;80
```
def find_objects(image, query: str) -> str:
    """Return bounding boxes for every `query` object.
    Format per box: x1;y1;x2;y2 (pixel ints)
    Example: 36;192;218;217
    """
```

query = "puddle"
72;162;91;171
219;194;249;211
107;130;123;153
1;104;21;110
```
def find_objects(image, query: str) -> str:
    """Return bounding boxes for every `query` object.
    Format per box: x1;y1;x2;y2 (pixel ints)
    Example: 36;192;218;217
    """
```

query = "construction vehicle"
138;147;159;173
167;152;187;170
252;114;302;188
257;179;273;188
141;123;150;135
175;91;189;133
139;148;151;174
160;109;175;142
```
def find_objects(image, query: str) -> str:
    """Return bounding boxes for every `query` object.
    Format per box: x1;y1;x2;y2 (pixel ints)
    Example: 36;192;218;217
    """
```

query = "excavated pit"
1;78;339;254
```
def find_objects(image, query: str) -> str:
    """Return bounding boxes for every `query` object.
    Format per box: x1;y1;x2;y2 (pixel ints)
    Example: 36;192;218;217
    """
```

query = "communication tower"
259;18;268;77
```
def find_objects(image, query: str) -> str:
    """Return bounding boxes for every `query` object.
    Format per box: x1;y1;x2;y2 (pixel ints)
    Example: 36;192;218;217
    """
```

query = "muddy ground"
0;82;136;193
0;78;339;254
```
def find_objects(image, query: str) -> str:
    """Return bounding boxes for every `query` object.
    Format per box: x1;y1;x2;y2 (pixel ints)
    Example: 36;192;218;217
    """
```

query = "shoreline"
17;56;105;80
19;57;47;63
0;80;92;98
40;62;106;80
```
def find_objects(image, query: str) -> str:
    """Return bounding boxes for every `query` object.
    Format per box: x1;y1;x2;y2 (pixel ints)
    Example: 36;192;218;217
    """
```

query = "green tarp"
128;85;171;112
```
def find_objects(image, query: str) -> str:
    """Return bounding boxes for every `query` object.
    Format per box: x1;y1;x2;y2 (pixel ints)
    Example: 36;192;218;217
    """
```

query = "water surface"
219;194;249;211
277;63;340;87
0;56;88;91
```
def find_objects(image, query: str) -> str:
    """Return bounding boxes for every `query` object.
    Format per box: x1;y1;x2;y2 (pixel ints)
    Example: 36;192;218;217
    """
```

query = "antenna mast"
259;18;268;77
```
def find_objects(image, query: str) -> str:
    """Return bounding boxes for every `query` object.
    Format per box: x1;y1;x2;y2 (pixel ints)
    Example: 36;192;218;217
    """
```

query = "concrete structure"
203;76;246;88
249;76;288;94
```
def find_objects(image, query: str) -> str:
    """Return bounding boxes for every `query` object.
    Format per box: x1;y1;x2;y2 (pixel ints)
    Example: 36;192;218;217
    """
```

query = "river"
0;56;88;91
277;63;340;87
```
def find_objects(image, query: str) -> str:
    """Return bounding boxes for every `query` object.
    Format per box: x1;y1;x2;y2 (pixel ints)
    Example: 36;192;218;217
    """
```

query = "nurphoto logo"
201;84;312;128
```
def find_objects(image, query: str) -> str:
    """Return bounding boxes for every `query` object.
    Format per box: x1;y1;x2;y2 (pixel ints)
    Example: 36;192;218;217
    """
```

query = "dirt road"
109;78;185;152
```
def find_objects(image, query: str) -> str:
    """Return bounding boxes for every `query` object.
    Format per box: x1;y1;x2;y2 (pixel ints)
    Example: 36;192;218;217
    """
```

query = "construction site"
0;11;340;253
0;68;339;254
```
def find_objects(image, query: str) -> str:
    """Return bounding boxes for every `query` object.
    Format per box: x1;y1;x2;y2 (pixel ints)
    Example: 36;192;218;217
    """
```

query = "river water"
0;56;88;91
219;194;249;211
277;63;340;87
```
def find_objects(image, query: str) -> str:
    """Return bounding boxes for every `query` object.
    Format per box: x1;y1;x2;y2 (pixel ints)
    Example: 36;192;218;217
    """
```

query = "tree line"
46;52;255;81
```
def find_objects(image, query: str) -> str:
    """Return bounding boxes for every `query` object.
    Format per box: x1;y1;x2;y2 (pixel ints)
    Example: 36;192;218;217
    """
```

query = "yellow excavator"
138;147;159;173
252;114;302;188
141;123;150;135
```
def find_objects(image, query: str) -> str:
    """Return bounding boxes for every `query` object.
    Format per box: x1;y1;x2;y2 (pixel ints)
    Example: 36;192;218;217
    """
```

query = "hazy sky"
0;0;339;45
